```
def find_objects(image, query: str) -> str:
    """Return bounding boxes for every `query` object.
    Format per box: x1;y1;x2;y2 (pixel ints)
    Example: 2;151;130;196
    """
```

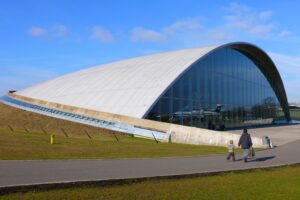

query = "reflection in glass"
145;47;285;130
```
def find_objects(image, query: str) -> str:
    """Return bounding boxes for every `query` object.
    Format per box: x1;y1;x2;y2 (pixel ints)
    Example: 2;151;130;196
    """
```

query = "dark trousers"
227;152;235;161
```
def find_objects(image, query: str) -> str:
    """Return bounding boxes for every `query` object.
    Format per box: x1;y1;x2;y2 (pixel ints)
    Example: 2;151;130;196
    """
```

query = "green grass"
2;165;300;200
0;102;235;160
0;128;229;160
290;110;300;120
278;109;300;120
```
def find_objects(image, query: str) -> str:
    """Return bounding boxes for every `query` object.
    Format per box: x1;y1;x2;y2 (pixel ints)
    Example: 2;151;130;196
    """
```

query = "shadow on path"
252;156;275;162
232;156;276;163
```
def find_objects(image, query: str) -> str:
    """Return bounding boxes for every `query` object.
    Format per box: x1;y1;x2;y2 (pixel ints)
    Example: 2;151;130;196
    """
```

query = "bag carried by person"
251;147;255;157
248;147;255;159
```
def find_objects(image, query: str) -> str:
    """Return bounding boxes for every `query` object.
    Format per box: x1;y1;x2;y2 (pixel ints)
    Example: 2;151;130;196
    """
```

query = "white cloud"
269;52;300;103
91;26;114;43
209;31;228;41
269;52;300;75
27;25;69;39
226;2;250;16
279;30;291;37
52;24;68;37
129;3;285;45
259;10;273;20
224;3;275;37
28;27;46;37
130;18;202;43
163;18;202;35
249;24;275;35
131;27;163;42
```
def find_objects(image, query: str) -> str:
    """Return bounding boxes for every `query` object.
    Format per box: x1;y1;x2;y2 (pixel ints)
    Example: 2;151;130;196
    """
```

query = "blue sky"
1;0;300;102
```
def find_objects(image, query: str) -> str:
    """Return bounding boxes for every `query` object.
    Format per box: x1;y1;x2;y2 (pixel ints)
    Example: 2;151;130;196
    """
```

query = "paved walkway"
228;124;300;146
1;139;300;188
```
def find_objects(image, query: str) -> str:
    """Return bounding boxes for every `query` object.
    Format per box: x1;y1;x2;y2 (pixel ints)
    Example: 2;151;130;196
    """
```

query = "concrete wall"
8;93;265;148
164;125;264;147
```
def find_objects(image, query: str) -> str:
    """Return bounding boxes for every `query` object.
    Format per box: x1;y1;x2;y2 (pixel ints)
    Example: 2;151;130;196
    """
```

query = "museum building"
8;42;291;130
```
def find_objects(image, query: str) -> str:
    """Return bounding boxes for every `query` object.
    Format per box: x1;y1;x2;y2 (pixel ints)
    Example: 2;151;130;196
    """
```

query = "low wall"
164;125;264;147
7;93;265;148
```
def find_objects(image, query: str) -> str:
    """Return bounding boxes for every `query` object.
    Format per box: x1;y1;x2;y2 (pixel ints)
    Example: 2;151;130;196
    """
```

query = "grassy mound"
0;103;115;136
0;103;228;160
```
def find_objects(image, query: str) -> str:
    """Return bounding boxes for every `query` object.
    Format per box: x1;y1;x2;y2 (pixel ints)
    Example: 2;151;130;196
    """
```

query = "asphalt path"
1;139;300;188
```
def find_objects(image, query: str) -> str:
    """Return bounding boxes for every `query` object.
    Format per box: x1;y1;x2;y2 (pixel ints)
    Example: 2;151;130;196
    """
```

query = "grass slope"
1;166;300;200
0;103;229;159
0;103;114;136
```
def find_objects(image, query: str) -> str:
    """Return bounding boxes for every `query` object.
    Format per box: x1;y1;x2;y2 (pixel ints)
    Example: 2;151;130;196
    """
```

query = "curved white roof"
16;45;220;118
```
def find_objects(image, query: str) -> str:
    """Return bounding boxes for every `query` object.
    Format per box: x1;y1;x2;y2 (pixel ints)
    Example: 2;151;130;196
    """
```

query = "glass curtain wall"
145;47;285;130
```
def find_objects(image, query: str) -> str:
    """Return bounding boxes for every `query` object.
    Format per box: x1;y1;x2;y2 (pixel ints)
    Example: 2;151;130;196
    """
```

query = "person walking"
226;140;235;161
238;128;253;163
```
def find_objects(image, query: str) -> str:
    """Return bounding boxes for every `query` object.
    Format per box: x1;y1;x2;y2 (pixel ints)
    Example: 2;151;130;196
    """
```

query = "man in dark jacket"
238;128;253;163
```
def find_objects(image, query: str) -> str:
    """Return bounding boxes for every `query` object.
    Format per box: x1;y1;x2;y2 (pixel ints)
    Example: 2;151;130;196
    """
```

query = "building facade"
12;42;290;130
145;47;288;129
